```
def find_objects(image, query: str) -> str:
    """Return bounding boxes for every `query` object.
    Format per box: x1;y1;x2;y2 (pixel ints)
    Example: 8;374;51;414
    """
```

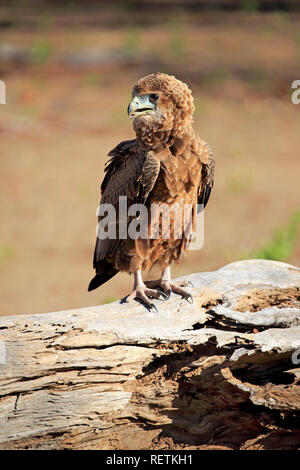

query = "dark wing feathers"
197;140;215;212
137;150;161;203
93;139;160;266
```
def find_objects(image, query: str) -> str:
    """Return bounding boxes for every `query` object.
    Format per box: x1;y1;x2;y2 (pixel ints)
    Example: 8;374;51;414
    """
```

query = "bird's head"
127;73;194;146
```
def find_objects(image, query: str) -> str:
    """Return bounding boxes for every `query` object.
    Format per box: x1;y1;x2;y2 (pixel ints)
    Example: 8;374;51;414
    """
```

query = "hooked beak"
127;94;156;120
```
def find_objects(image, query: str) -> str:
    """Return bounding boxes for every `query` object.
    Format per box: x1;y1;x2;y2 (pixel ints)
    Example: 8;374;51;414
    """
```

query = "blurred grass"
241;0;260;12
207;69;231;85
37;16;54;32
252;210;300;262
194;96;209;116
167;16;187;59
104;296;118;304
0;245;15;269
30;39;52;64
82;71;102;87
226;167;253;194
120;23;140;57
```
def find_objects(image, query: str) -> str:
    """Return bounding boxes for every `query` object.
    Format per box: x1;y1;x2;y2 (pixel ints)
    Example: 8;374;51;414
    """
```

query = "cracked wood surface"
0;259;299;450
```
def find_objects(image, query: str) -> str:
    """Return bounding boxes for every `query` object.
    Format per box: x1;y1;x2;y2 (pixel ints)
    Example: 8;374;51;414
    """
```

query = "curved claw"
167;287;172;300
150;303;159;313
185;293;194;304
157;289;169;300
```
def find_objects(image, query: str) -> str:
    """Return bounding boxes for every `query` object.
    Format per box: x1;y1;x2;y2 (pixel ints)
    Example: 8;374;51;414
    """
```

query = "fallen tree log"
0;259;299;450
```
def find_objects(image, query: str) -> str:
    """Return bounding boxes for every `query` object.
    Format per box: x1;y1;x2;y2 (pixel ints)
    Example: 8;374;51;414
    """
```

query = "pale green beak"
127;94;156;120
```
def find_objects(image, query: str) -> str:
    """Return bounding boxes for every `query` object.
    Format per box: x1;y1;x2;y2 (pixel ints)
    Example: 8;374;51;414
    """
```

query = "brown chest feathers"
139;137;201;270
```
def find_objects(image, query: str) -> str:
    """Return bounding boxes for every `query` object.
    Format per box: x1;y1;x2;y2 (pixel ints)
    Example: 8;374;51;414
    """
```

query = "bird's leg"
145;266;193;303
125;269;167;311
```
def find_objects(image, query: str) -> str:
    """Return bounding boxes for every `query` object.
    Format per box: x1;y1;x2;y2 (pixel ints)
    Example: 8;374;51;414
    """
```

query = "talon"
150;303;159;313
125;294;134;303
144;269;193;304
157;289;169;300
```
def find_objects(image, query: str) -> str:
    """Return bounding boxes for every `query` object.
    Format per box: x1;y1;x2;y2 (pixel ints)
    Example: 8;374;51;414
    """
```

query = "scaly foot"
145;279;193;304
124;270;168;312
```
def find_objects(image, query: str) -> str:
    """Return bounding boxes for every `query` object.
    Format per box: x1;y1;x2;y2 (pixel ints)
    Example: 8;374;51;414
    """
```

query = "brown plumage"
88;73;214;309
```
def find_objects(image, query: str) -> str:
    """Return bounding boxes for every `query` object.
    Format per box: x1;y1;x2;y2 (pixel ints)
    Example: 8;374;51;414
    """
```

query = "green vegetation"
194;96;209;116
167;16;186;59
30;40;52;64
82;72;102;87
259;25;275;38
249;69;267;85
121;24;140;57
37;16;54;32
293;31;300;63
226;167;253;194
207;69;231;85
241;0;260;12
252;210;300;262
104;296;118;304
0;245;15;268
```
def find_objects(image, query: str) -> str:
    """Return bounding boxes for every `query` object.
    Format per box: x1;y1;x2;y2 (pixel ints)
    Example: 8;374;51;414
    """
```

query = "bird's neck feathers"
135;121;194;153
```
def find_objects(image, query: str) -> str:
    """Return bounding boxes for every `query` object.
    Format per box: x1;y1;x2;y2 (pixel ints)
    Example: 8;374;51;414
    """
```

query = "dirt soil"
234;287;300;312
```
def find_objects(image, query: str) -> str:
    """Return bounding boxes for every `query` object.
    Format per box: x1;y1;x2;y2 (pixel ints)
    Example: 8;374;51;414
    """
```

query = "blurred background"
0;0;299;316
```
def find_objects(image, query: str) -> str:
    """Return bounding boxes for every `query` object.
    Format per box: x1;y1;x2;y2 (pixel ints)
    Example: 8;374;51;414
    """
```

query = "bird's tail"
88;262;119;292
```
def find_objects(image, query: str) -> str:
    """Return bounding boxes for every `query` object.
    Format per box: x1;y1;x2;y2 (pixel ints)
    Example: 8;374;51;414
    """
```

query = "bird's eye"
149;93;159;103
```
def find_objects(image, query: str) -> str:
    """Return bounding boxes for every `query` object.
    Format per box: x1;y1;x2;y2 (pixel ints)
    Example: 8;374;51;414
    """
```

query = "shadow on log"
0;260;299;450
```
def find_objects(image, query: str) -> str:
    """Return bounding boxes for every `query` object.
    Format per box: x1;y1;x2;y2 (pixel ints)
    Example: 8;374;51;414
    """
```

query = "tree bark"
0;259;299;450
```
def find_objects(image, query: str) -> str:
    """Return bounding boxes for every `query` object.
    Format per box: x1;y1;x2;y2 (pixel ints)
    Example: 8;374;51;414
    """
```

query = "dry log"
0;259;299;450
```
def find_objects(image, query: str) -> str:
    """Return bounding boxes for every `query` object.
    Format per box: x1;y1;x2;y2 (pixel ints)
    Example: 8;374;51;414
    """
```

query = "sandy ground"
0;12;299;315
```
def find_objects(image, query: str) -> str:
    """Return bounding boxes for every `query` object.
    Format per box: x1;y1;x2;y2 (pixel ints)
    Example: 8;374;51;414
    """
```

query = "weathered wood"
0;259;299;450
